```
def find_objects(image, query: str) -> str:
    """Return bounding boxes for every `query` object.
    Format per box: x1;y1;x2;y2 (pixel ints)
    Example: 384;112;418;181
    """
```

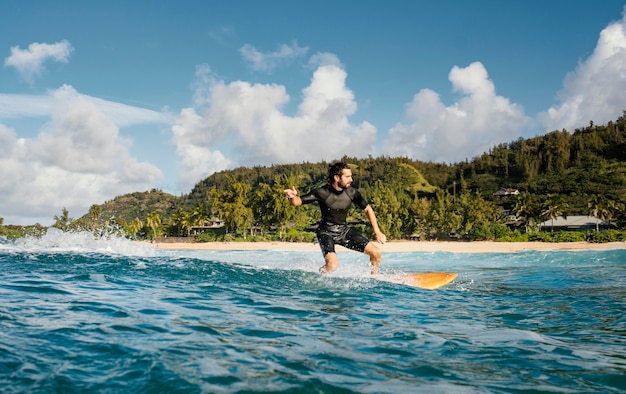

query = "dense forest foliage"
4;113;622;242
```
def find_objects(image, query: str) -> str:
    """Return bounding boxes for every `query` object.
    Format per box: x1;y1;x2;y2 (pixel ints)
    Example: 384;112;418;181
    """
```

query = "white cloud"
190;64;216;108
382;62;532;163
30;94;131;173
172;60;376;189
308;52;343;69
539;7;626;131
174;142;232;190
0;123;16;159
0;86;166;225
240;41;308;72
4;40;73;82
0;85;171;127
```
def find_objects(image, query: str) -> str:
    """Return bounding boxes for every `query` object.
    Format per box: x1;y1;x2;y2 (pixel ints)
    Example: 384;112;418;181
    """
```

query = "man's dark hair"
328;162;350;184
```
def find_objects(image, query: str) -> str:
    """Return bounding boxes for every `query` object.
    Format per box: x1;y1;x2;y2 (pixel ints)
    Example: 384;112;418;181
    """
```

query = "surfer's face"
336;169;353;189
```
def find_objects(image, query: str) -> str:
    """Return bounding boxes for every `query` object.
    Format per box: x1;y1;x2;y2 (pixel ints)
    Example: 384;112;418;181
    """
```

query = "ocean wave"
1;234;625;392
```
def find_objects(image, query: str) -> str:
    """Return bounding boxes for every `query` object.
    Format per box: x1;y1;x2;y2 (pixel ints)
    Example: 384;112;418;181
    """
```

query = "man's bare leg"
320;252;339;274
364;242;382;275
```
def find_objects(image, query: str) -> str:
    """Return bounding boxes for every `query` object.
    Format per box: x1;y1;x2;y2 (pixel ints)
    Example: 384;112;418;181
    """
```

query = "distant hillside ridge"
87;112;626;231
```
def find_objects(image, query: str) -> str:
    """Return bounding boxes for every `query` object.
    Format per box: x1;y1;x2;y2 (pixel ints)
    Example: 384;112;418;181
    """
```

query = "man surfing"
284;162;387;274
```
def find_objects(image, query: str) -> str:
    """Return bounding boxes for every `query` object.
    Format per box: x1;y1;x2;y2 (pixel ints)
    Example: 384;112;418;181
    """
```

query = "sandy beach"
155;240;626;253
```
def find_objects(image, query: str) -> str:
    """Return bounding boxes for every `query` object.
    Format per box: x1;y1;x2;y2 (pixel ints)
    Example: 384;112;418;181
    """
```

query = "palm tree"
53;207;72;231
171;208;191;236
88;204;102;225
249;182;274;234
191;203;209;228
129;217;143;239
512;192;538;232
146;211;162;240
596;198;619;229
211;177;253;237
587;194;604;231
541;194;569;232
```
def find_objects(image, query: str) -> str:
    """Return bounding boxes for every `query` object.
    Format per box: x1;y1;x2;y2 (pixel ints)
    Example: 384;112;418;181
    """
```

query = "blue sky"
1;1;626;225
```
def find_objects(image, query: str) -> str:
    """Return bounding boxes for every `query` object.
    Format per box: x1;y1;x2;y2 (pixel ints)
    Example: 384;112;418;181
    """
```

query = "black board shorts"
316;223;370;256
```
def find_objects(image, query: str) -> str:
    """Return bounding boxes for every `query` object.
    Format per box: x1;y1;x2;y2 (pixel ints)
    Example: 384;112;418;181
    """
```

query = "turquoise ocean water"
1;230;625;393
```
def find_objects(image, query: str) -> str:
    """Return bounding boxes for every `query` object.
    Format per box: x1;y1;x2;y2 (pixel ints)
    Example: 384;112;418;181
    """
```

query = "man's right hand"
283;186;297;199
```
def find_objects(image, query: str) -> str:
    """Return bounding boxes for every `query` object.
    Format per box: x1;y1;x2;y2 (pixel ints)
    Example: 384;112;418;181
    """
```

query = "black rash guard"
300;184;370;255
300;184;369;225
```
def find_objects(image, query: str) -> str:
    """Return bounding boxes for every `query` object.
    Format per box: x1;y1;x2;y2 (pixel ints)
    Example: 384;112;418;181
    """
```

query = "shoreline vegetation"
154;240;626;253
4;116;626;245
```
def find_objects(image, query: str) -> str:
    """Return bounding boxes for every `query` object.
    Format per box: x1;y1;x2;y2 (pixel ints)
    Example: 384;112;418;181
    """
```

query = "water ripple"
1;247;625;393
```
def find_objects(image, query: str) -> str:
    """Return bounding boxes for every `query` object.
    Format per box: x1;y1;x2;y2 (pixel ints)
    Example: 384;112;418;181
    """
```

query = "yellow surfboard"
376;272;458;290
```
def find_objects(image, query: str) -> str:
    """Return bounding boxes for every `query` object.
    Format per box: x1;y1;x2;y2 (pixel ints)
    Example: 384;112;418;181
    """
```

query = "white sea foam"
2;227;157;257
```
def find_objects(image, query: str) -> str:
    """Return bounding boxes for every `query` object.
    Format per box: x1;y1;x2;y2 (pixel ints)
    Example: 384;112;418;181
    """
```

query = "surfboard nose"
376;272;458;289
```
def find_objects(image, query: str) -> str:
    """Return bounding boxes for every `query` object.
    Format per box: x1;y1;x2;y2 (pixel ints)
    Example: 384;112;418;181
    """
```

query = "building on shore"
539;215;612;232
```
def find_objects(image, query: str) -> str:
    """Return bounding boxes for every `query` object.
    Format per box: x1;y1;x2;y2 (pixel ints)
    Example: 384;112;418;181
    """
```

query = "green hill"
82;112;626;240
96;189;180;227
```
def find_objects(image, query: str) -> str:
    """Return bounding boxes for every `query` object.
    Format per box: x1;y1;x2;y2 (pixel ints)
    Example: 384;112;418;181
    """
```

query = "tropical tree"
211;177;254;238
602;199;621;227
587;194;606;231
191;203;209;228
408;197;432;239
541;194;569;232
250;182;275;234
512;192;540;232
129;217;143;239
146;211;162;240
271;174;306;238
589;197;620;229
53;208;73;231
88;204;102;223
430;189;461;238
368;180;404;239
171;208;191;236
456;187;502;240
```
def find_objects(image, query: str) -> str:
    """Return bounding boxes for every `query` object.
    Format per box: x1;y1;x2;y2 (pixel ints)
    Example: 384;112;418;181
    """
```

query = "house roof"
493;188;520;196
538;215;609;228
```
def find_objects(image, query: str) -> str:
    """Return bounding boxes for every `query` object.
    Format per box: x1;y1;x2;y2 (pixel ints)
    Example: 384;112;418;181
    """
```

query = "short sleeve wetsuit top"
299;184;371;256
